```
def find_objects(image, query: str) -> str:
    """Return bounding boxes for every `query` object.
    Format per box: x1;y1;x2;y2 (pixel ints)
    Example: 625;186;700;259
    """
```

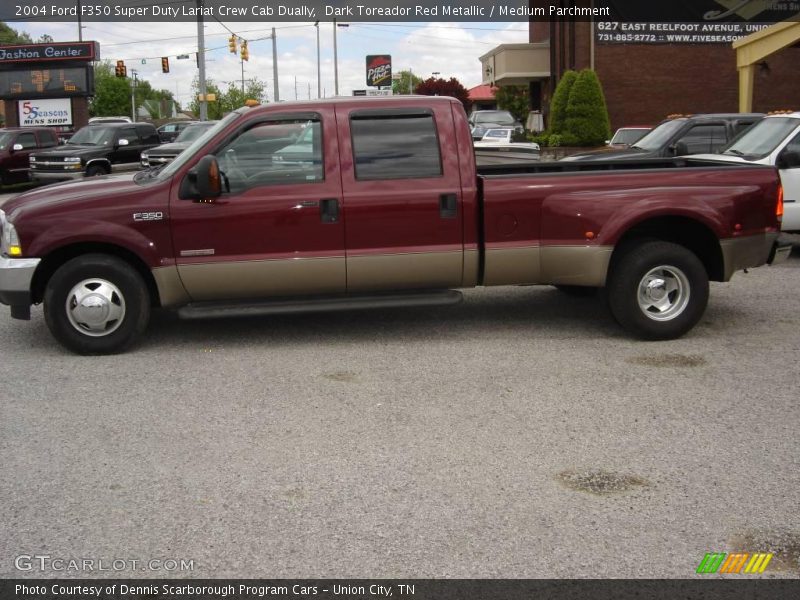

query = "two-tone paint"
0;96;785;318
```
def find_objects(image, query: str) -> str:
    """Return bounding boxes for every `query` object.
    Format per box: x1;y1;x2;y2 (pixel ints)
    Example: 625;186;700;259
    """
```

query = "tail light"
776;184;784;222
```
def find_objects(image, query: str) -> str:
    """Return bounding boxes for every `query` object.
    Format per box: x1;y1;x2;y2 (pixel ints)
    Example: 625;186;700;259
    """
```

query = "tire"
44;254;150;354
85;164;108;177
553;285;597;297
606;241;708;340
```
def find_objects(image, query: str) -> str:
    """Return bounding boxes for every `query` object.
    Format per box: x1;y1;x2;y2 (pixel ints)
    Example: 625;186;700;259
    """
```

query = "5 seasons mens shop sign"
18;98;72;126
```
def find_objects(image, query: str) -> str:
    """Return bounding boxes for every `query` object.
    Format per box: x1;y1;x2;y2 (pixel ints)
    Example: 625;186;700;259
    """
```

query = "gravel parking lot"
1;236;798;579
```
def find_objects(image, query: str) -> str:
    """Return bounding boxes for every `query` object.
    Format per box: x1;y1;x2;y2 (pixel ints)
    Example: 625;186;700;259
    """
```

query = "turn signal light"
777;184;784;221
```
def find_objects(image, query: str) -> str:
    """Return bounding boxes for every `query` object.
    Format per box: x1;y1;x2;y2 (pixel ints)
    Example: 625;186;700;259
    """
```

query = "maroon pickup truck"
0;97;791;354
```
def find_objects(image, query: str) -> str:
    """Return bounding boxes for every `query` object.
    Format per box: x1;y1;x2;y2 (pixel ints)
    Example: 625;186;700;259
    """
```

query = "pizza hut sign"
366;55;391;87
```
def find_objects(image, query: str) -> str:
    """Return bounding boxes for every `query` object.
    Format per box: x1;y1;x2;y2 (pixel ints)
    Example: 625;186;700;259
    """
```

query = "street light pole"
196;0;208;120
314;21;321;99
334;22;349;97
130;69;138;122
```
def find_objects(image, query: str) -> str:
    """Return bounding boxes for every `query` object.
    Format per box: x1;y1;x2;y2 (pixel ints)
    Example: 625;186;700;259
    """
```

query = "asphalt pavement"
1;238;798;578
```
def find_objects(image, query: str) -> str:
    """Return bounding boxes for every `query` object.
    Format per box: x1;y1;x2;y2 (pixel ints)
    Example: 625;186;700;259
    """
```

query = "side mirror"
117;138;129;147
11;143;23;152
776;151;800;169
194;155;222;198
604;140;611;146
671;141;689;156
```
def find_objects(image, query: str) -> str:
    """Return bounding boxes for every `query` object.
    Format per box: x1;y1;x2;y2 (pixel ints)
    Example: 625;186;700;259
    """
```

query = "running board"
177;290;463;320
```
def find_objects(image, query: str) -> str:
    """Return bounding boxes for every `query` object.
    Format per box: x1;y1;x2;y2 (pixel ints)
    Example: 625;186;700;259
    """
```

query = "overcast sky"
11;19;528;107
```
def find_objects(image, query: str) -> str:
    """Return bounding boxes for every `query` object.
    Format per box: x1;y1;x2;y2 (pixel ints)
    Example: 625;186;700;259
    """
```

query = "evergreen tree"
563;69;612;146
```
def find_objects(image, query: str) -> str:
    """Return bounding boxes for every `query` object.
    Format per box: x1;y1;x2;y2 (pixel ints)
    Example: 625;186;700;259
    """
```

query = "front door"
170;108;346;301
778;130;800;231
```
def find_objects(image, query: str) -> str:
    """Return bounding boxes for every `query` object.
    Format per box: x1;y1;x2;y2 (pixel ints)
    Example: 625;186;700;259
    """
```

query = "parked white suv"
692;111;800;232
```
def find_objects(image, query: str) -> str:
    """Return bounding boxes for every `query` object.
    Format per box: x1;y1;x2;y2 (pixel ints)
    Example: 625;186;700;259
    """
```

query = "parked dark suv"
30;122;160;181
562;113;764;161
0;127;59;185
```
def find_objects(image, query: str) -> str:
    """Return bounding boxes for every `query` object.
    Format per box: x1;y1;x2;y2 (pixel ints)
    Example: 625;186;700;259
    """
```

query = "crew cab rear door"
170;108;346;301
336;104;465;292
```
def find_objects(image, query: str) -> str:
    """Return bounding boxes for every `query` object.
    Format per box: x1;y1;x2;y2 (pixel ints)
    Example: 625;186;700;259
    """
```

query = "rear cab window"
349;110;443;180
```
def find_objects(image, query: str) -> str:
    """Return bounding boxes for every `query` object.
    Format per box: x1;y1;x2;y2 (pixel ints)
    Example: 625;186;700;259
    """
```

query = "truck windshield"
721;117;800;159
68;126;115;146
630;119;685;150
149;111;241;183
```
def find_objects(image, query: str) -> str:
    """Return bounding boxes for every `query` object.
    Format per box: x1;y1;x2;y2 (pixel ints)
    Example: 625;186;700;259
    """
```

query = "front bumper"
0;256;41;320
31;170;83;181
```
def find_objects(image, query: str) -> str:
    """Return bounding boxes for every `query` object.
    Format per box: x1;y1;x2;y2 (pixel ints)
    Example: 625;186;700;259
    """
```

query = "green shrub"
548;70;577;136
563;69;611;146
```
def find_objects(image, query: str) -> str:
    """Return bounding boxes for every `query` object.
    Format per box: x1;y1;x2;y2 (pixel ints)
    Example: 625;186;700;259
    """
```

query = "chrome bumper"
31;170;82;181
0;256;41;319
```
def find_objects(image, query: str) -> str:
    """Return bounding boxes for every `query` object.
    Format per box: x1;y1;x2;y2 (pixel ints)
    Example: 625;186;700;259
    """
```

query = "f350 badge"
133;211;164;221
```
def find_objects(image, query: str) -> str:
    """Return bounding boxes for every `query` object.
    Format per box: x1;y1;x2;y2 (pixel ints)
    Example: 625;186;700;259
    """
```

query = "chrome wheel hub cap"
66;279;126;337
637;266;690;322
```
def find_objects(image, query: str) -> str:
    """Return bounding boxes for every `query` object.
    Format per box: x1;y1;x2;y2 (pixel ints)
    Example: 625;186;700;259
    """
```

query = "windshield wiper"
724;149;745;156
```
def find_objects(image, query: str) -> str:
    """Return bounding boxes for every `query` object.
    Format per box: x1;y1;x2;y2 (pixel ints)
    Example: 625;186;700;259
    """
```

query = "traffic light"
115;60;127;78
228;35;237;54
240;40;249;61
161;57;169;73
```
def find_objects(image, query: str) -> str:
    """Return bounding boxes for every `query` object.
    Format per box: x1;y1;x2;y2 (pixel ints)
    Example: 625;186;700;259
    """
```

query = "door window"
215;118;323;192
676;124;726;154
16;132;37;149
350;113;442;180
779;131;800;168
117;127;138;145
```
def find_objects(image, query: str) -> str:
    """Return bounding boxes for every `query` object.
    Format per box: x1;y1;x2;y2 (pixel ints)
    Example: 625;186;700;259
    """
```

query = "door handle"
320;198;340;223
439;193;458;219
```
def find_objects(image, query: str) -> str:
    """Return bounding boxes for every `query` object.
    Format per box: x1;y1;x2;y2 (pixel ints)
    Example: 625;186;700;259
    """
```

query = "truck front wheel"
606;241;708;340
44;254;150;354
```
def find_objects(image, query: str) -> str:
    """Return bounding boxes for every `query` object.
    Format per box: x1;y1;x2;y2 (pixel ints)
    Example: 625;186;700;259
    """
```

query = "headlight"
141;152;149;160
64;157;81;163
1;211;23;257
29;156;36;162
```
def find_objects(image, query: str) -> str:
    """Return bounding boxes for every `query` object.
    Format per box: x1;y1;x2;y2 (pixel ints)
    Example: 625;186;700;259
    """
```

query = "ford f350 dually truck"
0;97;791;354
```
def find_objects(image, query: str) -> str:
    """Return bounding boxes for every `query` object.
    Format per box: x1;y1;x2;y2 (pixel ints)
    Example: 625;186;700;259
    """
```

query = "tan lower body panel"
483;244;612;287
152;265;191;308
347;251;463;292
176;257;346;302
719;233;777;281
483;246;541;286
539;245;613;287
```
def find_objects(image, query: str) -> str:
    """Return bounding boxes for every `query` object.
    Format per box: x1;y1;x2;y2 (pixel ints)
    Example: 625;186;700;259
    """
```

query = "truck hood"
688;153;749;164
145;141;191;155
3;173;139;218
31;144;108;158
561;147;657;161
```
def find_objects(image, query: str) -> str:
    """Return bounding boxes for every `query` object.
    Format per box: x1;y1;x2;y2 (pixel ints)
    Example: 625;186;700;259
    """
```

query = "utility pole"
294;76;297;100
314;21;321;99
77;0;83;41
272;27;279;102
333;19;338;96
130;70;138;122
196;0;208;120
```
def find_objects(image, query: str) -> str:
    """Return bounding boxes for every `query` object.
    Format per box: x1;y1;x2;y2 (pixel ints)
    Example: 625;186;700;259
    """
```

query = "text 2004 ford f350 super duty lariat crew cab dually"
0;97;791;354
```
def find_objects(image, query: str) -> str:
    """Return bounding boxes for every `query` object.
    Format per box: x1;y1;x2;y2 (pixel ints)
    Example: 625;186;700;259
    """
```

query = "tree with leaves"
414;77;471;112
548;70;578;137
391;70;422;95
563;69;611;146
495;85;530;125
0;22;32;45
90;61;133;117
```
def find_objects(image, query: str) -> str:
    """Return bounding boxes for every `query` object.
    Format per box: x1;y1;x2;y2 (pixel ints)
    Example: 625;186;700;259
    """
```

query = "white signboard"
18;98;72;126
366;89;393;96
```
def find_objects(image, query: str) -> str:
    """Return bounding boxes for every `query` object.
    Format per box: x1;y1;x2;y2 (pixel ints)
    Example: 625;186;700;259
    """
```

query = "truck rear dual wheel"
606;241;709;340
44;254;150;354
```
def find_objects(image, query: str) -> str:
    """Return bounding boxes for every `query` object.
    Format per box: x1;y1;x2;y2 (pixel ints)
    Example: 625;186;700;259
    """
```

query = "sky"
10;19;528;109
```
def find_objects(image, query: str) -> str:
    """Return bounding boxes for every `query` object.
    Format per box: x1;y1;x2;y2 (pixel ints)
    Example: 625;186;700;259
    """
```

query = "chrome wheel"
65;278;126;337
637;265;690;322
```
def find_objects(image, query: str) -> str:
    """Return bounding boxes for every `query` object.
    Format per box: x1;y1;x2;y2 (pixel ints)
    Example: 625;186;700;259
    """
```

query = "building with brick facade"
480;2;800;131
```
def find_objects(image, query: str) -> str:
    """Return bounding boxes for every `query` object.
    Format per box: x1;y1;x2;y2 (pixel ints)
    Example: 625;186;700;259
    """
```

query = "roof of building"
468;84;497;102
